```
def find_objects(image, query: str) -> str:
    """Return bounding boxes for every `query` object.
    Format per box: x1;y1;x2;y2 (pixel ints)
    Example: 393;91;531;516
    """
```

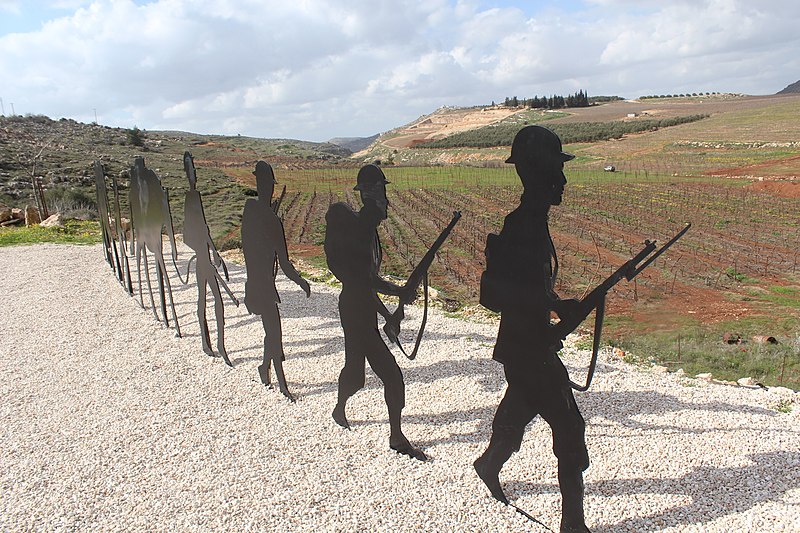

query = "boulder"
696;372;714;381
752;335;778;344
40;213;64;228
723;332;742;344
24;205;41;226
0;207;11;223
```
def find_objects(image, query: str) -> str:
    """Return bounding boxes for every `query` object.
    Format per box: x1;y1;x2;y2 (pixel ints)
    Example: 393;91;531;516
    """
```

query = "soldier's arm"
373;293;393;322
193;197;223;264
372;274;407;299
273;217;310;297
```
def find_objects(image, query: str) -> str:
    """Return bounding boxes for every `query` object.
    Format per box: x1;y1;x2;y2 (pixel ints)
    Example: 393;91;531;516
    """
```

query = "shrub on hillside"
45;186;97;219
421;114;709;149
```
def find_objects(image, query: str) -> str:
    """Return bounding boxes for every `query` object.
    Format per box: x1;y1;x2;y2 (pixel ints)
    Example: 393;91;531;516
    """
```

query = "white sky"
1;0;798;142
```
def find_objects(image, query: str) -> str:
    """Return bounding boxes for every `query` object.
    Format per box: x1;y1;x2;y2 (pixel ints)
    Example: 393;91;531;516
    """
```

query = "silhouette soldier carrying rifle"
474;125;591;532
129;157;183;336
324;164;459;461
183;152;239;366
475;126;689;532
241;161;310;401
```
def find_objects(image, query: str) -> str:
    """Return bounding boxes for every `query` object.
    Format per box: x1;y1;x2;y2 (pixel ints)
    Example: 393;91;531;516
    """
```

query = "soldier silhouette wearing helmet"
323;164;425;461
241;161;310;401
474;125;591;532
183;152;239;366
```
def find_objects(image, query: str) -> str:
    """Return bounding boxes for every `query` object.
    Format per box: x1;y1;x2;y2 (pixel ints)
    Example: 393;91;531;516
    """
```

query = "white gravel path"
1;243;798;532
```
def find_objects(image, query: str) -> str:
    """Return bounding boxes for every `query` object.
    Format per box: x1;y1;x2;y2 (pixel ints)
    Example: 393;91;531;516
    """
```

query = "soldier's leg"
332;327;366;429
208;277;231;366
196;274;213;356
155;257;169;326
261;304;293;401
474;383;536;503
540;384;590;533
141;250;159;320
160;257;181;337
135;246;146;309
367;344;426;461
258;315;272;387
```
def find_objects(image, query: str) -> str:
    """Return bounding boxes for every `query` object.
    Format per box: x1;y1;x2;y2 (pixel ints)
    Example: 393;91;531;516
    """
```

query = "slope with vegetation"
0;114;353;242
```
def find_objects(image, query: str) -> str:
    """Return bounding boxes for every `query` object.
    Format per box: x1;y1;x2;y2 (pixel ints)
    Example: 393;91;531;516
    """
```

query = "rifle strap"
406;272;429;360
570;295;605;392
177;255;195;285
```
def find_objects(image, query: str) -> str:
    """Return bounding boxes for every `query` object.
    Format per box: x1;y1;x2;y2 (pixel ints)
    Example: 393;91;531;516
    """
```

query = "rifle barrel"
405;211;461;292
629;223;691;279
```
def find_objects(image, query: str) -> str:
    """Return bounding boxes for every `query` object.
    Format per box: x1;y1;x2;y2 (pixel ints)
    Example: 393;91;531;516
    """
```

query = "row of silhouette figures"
94;154;311;399
94;127;640;532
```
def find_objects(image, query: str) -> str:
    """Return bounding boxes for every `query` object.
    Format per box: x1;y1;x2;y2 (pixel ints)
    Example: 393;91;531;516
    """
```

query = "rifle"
270;186;288;278
384;211;461;359
271;184;287;214
554;223;691;391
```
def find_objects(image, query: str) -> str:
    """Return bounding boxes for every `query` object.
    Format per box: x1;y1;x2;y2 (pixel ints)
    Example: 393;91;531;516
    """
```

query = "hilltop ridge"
777;79;800;94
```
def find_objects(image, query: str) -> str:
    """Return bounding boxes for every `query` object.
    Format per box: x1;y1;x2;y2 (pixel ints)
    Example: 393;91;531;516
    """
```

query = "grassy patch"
609;318;800;390
763;286;800;309
0;220;102;246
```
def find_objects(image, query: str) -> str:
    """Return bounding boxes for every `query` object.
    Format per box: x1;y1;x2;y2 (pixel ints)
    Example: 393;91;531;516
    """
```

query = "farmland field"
1;94;798;389
199;96;800;389
214;163;800;389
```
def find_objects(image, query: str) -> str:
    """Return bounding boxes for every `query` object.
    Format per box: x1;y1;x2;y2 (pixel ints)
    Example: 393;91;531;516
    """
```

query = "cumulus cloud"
0;0;798;141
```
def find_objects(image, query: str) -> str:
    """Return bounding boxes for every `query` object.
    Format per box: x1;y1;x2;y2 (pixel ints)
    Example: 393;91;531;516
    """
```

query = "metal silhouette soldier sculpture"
93;162;120;277
129;157;183;337
241;161;310;400
324;164;459;462
111;171;133;295
183;152;239;366
474;125;592;533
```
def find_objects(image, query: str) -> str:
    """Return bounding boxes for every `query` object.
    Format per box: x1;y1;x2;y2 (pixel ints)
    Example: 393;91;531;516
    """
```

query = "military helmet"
252;160;277;184
353;164;390;191
505;125;575;164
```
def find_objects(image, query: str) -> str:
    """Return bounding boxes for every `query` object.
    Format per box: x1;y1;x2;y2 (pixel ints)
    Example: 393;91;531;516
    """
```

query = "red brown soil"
706;153;800;181
616;283;756;334
744;179;800;199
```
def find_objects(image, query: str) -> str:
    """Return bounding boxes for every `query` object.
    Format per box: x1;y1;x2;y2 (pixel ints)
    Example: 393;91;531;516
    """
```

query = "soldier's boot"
331;402;349;429
216;305;231;367
388;417;426;461
217;328;232;366
272;356;295;402
473;426;521;504
200;319;214;357
258;352;272;388
385;382;426;461
332;368;361;430
558;465;591;533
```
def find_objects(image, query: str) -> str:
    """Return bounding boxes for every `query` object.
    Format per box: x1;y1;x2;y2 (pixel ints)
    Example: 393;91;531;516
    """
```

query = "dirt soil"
378;107;519;150
744;179;800;198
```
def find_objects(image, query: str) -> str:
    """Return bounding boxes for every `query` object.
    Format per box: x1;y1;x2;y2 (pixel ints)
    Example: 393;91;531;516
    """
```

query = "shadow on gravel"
580;390;789;435
293;351;505;404
586;450;800;532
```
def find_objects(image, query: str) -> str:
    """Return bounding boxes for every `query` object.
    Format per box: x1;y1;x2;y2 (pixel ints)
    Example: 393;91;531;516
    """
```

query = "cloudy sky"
1;0;798;142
